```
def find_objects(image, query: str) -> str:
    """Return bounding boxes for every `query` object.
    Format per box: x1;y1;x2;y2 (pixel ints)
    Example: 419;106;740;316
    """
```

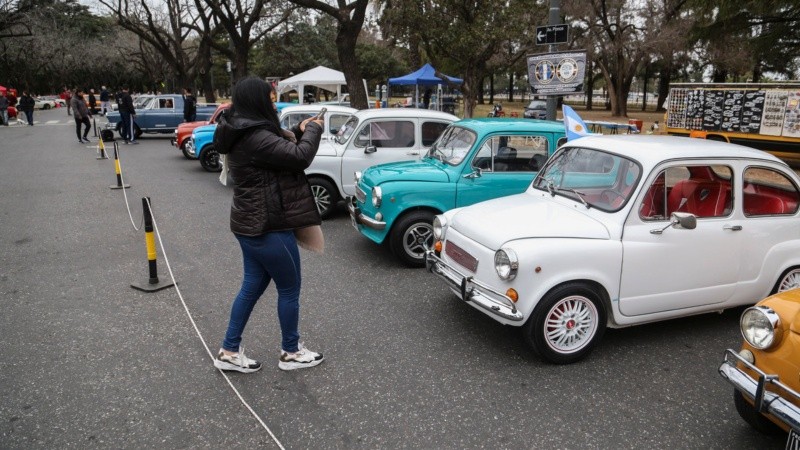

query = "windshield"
426;125;477;165
135;96;154;109
527;100;546;109
336;116;359;145
532;146;642;211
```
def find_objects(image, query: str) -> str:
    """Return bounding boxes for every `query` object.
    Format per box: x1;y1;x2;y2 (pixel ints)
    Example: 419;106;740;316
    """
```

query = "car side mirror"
650;212;697;235
365;146;377;154
463;167;483;179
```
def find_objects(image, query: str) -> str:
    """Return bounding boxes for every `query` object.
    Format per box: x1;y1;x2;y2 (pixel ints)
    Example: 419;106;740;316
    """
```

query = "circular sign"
557;58;578;83
535;60;556;84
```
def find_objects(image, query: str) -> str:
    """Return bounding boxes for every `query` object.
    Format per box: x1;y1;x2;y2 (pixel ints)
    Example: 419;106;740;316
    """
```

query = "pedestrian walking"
99;86;111;116
117;87;138;144
212;77;325;373
0;94;8;126
88;89;97;115
18;91;35;126
183;87;197;122
71;89;92;143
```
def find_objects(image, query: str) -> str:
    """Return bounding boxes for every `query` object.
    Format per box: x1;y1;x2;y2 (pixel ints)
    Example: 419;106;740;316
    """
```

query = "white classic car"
426;135;800;364
304;108;458;217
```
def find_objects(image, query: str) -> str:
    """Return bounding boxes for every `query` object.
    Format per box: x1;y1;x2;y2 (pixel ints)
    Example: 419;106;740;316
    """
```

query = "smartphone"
313;107;327;120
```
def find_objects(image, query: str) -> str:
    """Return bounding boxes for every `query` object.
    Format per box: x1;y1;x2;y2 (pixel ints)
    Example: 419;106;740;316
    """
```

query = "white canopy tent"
275;66;368;105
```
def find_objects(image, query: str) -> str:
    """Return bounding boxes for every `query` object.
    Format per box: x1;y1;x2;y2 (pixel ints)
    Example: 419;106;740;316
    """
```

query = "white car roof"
565;134;784;167
280;105;357;115
351;108;459;121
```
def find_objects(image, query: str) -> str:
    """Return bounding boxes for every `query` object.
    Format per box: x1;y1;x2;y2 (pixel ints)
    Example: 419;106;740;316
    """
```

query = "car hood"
364;159;449;186
450;193;610;249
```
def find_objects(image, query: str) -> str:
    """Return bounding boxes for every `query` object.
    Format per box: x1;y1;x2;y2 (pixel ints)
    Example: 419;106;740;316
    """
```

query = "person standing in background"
71;89;92;143
117;86;137;144
88;89;97;115
0;94;8;126
183;87;197;122
62;87;73;116
99;86;111;116
18;91;35;126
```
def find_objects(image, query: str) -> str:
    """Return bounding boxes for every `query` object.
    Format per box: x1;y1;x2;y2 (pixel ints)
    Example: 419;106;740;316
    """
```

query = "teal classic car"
348;118;567;266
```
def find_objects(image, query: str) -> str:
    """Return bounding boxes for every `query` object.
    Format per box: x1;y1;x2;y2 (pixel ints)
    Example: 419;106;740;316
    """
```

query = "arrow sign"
535;24;569;45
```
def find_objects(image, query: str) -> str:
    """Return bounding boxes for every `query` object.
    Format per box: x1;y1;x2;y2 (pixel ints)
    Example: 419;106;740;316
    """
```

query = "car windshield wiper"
555;187;590;208
544;179;555;196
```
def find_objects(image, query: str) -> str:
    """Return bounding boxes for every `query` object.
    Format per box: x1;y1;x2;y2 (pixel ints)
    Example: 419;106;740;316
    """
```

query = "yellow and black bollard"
96;137;108;160
131;197;175;293
109;142;130;189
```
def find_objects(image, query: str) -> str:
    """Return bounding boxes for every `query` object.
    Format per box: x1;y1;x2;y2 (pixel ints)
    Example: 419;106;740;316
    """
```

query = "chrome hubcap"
312;185;330;213
403;223;432;259
779;269;800;292
544;295;598;353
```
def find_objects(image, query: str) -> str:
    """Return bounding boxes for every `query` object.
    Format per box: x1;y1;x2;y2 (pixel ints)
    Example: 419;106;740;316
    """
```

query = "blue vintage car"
190;103;349;172
106;94;218;138
347;118;567;266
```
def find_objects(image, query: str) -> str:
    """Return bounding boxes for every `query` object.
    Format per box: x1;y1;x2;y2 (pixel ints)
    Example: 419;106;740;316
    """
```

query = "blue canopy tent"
388;63;462;109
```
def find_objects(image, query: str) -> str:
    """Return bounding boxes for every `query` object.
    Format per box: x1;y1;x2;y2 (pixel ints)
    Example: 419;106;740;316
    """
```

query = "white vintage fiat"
426;135;800;364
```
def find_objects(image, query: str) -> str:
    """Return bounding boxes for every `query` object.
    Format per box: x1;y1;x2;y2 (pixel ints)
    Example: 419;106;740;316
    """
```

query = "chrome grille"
356;185;367;203
445;240;478;273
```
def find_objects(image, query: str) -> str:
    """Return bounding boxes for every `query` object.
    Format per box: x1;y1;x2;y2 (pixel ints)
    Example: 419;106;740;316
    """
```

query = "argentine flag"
563;105;591;141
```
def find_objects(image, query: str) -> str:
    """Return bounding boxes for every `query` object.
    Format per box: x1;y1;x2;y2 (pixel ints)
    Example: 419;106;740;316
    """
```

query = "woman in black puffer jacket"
212;77;325;373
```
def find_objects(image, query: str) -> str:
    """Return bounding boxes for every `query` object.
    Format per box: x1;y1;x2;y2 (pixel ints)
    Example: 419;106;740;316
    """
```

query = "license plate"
788;428;800;450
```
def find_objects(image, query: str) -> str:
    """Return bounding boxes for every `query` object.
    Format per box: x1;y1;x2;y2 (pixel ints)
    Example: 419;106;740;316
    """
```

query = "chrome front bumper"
719;349;800;432
346;196;385;230
425;250;524;322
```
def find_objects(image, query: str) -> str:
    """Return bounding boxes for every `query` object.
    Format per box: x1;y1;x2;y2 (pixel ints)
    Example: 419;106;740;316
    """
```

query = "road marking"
46;120;60;124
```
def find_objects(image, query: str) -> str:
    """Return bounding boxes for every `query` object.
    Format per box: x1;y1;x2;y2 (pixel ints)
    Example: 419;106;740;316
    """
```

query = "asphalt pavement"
0;108;786;448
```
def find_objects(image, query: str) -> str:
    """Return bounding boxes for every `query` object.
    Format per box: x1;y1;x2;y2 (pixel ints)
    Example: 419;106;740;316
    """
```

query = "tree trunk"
335;22;369;110
712;68;727;83
508;72;514;102
752;60;761;83
489;73;494;105
586;59;593;110
656;64;671;112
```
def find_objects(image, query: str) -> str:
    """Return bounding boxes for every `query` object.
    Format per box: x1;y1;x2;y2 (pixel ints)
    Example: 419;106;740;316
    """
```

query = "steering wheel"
600;189;625;206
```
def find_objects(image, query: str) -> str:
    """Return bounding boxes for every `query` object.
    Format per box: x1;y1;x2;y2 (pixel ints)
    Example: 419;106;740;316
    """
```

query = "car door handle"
723;224;742;231
407;151;420;155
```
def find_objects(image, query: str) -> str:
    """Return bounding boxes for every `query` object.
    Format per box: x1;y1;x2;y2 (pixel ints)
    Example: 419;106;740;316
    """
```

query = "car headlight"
494;248;519;281
740;306;782;350
371;186;382;208
354;171;362;184
433;215;447;240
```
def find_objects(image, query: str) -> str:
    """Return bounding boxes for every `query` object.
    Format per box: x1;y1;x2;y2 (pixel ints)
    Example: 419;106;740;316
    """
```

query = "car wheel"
308;178;338;219
199;145;222;172
773;266;800;294
389;210;435;267
181;139;196;160
523;282;606;364
43;104;51;110
733;390;783;435
134;124;142;138
116;122;124;138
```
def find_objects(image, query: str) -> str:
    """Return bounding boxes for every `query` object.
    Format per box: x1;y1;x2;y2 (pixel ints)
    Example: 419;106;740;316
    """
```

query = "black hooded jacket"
213;111;323;236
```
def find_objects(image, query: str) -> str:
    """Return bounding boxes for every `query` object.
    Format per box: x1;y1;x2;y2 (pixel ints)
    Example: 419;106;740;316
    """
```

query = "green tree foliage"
689;0;800;82
383;0;544;117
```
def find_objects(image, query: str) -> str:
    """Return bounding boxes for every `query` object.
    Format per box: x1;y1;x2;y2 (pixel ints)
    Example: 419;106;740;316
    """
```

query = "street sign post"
535;24;569;45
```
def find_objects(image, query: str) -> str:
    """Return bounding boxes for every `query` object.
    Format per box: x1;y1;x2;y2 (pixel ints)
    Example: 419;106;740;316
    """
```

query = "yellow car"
719;288;800;446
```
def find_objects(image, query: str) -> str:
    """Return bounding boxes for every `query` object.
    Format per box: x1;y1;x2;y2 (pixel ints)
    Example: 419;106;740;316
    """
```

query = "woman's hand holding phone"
300;108;326;132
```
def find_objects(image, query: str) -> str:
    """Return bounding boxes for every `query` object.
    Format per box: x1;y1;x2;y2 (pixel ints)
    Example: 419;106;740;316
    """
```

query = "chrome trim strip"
425;250;524;322
346;196;386;230
719;349;800;432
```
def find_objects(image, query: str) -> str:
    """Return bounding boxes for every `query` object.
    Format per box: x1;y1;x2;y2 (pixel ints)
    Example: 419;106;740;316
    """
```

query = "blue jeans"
24;110;33;125
222;231;302;353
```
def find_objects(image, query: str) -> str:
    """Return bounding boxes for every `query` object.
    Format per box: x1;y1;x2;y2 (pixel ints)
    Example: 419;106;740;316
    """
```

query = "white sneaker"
278;343;324;371
213;346;262;373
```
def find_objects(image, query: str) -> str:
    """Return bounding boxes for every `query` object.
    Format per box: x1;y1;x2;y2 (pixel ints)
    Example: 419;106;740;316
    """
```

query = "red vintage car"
171;103;230;159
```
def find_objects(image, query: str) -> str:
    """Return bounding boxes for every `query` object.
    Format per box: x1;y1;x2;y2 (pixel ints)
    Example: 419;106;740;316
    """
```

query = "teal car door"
455;133;554;207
